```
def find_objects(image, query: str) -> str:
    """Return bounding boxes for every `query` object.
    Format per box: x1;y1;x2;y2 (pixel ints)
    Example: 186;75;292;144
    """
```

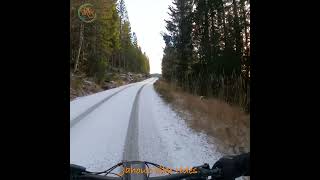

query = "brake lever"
187;163;212;179
184;165;218;180
195;163;210;169
194;164;223;179
210;167;222;179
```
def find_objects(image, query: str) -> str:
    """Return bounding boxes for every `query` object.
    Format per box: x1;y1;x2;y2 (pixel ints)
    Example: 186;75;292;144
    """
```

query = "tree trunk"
240;0;249;56
210;8;216;60
204;6;210;62
221;3;228;51
233;0;242;56
74;23;84;73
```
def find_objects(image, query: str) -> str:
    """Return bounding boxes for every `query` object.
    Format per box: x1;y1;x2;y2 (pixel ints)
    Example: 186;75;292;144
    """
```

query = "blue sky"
125;0;173;74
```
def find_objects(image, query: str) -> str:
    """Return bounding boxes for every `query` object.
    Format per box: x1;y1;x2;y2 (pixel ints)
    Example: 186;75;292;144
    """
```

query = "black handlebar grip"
71;164;86;173
71;164;86;180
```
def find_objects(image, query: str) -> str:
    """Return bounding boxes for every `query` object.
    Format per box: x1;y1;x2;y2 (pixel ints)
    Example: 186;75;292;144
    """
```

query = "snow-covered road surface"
70;78;222;172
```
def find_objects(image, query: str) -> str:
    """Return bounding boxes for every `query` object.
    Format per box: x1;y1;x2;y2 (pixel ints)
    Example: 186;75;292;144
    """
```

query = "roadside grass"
154;79;250;155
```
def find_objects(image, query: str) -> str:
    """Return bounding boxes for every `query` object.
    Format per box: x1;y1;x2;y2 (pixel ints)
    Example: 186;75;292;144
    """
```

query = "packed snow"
138;80;222;170
70;78;223;173
70;78;153;122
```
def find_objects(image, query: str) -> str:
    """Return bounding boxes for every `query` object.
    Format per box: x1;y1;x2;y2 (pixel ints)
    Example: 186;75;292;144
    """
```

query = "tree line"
162;0;250;111
71;0;150;84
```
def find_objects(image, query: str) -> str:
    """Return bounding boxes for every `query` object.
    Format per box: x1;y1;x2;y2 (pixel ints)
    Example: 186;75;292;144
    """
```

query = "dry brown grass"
154;79;250;155
70;73;103;101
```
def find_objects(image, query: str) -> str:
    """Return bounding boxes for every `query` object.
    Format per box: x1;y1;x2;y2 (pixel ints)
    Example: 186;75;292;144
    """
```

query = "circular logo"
78;3;96;23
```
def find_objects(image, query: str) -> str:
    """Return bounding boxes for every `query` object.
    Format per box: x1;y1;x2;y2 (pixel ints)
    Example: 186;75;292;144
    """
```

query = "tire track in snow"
122;83;148;161
70;82;152;172
70;84;135;128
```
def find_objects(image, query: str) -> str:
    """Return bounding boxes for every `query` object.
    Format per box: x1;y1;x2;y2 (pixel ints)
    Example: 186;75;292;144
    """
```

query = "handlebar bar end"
71;164;86;174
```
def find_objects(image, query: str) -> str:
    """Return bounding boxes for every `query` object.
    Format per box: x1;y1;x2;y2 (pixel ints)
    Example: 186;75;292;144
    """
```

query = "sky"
125;0;173;74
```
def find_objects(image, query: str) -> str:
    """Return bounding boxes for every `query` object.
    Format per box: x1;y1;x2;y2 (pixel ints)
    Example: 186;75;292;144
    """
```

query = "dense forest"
70;0;150;84
161;0;250;111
